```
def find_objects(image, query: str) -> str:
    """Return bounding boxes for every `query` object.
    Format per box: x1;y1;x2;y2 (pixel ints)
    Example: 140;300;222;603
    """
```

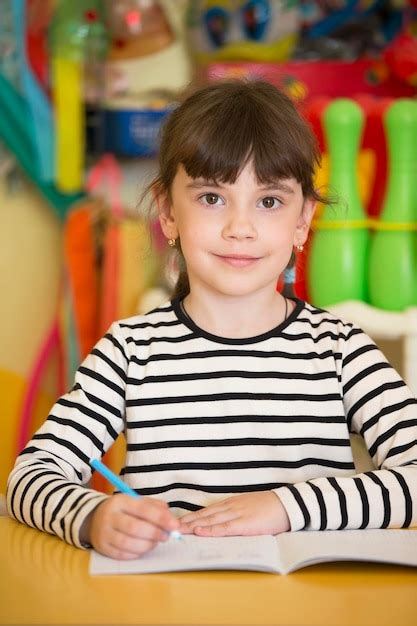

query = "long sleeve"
6;323;129;548
275;325;417;531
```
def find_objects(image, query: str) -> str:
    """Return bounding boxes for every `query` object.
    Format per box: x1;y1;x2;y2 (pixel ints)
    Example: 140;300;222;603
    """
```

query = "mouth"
215;254;261;267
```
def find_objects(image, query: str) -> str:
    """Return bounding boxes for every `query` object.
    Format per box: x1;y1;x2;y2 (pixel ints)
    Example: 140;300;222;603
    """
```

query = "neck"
182;290;291;339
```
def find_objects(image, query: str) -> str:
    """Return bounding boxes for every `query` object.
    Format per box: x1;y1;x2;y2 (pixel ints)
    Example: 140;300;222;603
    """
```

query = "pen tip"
170;530;183;540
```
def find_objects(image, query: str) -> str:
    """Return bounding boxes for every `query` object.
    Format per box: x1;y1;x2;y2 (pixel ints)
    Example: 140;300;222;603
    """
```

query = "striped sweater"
7;298;417;547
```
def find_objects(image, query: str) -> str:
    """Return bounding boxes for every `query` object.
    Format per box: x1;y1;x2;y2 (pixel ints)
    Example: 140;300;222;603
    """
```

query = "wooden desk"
1;516;416;626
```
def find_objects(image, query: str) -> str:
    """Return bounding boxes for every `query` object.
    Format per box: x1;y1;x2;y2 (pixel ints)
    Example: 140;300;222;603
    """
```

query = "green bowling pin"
308;99;369;307
368;100;417;311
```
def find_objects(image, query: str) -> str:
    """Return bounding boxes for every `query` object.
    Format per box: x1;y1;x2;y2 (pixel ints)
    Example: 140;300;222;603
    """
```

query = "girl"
7;80;417;560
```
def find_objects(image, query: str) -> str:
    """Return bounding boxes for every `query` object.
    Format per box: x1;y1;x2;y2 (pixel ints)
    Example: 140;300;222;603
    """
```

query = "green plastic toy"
308;99;369;307
368;99;417;311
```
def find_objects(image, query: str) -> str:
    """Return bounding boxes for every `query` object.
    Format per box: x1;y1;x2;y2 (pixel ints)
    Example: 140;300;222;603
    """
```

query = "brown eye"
202;193;221;205
261;196;278;209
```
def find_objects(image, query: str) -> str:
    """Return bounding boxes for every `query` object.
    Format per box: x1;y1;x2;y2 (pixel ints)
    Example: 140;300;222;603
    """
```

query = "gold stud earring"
167;238;176;247
296;244;304;252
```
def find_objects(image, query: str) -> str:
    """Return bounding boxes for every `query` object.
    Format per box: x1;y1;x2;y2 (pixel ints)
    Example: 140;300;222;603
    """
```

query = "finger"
107;545;144;560
108;537;159;560
121;496;179;534
112;528;160;553
193;520;241;537
180;503;230;524
113;515;170;543
180;510;238;533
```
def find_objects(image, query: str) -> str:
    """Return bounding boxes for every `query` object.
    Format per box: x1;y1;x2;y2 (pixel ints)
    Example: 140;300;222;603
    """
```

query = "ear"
155;189;179;241
294;198;316;247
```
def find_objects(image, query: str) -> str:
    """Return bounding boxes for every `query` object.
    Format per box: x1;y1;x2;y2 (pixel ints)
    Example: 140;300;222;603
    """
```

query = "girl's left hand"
178;491;290;537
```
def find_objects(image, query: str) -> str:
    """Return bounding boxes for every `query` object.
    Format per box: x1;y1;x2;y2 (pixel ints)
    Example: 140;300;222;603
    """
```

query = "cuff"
273;486;308;532
70;492;109;549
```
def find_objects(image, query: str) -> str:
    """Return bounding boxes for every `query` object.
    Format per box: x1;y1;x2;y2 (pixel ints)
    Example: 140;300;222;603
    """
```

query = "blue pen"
90;458;182;540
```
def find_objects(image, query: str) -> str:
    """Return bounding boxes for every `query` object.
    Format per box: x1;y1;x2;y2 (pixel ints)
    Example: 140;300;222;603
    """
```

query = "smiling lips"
215;254;261;268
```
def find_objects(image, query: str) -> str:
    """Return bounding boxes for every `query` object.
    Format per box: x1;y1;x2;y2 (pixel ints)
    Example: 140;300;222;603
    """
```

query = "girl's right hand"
83;494;180;559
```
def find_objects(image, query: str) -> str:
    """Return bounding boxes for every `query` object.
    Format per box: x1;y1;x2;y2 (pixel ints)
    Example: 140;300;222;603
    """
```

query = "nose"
222;208;257;241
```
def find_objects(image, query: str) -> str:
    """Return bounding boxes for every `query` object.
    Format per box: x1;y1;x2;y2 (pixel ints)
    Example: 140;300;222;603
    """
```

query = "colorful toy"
0;2;85;218
368;99;417;311
13;0;54;183
105;0;175;61
63;202;100;360
103;103;174;157
49;1;107;193
186;0;300;64
353;94;392;218
0;73;82;219
51;53;84;193
26;0;51;89
385;32;417;87
308;99;369;306
103;0;186;157
205;58;415;108
0;0;20;88
300;0;383;39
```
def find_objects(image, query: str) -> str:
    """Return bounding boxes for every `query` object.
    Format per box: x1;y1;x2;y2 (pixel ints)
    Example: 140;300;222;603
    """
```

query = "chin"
209;280;273;299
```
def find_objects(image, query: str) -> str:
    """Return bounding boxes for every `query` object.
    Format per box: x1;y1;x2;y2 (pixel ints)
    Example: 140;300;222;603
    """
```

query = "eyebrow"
259;183;295;194
186;180;296;194
186;181;219;190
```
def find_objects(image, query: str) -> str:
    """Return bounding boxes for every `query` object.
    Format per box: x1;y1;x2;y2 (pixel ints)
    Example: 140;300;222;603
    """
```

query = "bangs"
180;110;312;187
158;80;319;193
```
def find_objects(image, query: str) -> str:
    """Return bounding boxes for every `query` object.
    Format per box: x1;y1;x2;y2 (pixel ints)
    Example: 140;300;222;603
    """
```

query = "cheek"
179;221;199;244
263;217;296;243
180;215;216;242
177;222;205;257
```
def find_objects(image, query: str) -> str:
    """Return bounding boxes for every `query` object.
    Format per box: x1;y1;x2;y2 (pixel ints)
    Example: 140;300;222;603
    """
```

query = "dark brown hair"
147;79;328;299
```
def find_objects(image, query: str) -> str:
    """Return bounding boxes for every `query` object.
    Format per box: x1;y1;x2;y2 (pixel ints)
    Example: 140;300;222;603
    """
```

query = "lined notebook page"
90;529;417;575
90;534;278;575
276;529;417;573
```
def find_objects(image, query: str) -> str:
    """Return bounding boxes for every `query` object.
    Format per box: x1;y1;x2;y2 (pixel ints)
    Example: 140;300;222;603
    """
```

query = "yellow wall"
0;175;62;491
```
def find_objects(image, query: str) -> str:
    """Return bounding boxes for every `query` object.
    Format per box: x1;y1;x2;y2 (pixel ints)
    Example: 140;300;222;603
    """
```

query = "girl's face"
158;160;315;301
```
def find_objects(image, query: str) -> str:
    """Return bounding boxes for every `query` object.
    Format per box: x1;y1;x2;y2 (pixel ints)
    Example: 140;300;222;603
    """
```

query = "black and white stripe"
6;299;417;546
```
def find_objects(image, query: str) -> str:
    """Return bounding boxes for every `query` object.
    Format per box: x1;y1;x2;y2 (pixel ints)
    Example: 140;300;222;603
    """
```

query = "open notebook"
90;528;417;575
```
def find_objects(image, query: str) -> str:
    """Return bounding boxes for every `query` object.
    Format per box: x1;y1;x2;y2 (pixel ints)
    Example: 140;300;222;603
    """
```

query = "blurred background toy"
295;0;407;61
14;0;54;183
383;0;417;87
49;0;108;193
308;98;369;306
368;99;417;311
0;0;83;219
101;0;190;157
186;0;300;64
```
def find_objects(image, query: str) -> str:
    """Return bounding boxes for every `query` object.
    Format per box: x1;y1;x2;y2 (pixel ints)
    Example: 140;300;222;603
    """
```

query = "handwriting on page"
152;535;271;562
90;534;278;575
